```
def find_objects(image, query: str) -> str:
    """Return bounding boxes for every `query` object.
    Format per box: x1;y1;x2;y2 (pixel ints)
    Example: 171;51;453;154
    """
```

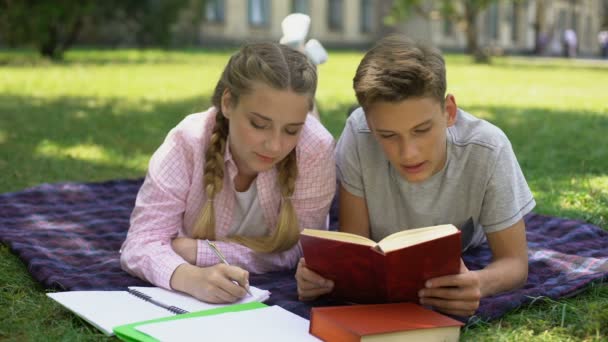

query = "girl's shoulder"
297;115;335;157
168;107;217;146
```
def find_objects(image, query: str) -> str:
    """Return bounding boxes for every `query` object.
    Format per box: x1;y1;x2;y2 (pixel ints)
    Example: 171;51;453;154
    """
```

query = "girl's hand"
171;263;250;303
171;237;197;264
295;258;334;301
418;259;481;317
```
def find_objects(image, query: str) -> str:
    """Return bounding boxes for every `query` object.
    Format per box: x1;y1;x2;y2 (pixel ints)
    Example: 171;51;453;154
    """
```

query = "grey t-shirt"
336;108;536;250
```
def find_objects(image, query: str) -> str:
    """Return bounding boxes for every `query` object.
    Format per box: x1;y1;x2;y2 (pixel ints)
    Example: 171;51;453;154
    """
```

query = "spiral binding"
127;289;188;315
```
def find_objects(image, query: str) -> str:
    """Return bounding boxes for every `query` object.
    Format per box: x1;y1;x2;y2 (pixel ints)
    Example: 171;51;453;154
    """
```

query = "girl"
121;42;336;304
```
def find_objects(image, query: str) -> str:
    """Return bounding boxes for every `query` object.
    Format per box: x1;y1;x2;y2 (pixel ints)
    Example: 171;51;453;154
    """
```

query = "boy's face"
365;95;457;183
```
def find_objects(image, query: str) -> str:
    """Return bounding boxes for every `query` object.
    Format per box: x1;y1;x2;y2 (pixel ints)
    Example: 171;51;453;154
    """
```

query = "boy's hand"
295;258;334;301
171;263;249;303
418;259;481;317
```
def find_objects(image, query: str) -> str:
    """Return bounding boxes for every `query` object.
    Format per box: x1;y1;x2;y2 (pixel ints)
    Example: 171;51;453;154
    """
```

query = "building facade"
199;0;606;56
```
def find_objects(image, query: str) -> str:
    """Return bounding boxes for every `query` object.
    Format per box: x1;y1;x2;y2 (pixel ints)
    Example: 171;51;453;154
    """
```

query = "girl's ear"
444;94;458;127
221;88;232;119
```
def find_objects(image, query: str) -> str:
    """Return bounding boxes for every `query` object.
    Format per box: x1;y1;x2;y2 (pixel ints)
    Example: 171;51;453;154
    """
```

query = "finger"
419;297;479;313
435;307;476;317
210;266;248;299
460;258;469;272
419;287;481;301
222;265;250;288
298;278;333;291
299;266;333;287
210;286;241;303
425;272;477;289
298;286;333;301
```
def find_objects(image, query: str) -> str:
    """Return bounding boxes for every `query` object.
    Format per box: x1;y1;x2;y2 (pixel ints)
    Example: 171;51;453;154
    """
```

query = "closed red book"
309;303;463;342
300;225;461;303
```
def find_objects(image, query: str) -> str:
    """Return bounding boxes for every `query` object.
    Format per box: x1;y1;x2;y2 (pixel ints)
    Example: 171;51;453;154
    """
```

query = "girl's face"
221;82;310;177
365;95;457;183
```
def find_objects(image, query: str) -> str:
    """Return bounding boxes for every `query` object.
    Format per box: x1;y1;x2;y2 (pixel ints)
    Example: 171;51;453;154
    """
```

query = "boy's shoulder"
345;107;372;133
449;109;511;152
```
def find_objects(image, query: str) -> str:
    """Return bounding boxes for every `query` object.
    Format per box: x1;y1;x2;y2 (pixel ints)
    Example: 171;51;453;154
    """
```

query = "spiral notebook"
47;286;270;336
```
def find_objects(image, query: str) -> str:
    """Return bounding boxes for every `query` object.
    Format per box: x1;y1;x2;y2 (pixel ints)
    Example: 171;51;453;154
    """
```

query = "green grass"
1;48;607;341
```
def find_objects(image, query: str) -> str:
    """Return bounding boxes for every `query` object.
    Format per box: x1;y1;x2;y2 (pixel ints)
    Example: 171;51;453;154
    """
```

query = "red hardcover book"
309;302;463;342
300;224;461;303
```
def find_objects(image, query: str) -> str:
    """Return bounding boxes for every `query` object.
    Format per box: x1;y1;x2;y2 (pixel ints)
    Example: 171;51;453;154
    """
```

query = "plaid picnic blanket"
1;179;607;323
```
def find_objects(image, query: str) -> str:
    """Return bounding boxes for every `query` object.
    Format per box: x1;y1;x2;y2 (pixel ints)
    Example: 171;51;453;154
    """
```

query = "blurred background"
1;1;607;341
1;0;607;61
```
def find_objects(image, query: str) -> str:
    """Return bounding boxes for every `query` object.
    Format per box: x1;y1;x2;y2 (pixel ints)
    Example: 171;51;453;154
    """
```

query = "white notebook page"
129;286;270;312
47;285;270;336
135;305;321;342
47;291;171;336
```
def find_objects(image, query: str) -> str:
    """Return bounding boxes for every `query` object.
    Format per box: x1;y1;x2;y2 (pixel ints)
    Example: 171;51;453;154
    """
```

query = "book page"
47;291;172;336
129;286;270;313
301;228;376;246
135;305;321;342
378;224;458;252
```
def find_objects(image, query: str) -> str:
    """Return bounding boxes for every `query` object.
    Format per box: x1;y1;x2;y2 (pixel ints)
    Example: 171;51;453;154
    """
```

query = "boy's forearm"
475;257;528;298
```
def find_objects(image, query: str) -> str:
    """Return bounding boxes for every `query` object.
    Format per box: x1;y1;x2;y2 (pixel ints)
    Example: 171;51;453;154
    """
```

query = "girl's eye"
415;127;431;134
285;128;300;136
380;134;396;139
250;120;267;129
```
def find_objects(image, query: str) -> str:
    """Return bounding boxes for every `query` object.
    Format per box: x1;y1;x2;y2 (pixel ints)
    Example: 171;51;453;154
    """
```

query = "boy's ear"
444;94;457;127
220;89;232;119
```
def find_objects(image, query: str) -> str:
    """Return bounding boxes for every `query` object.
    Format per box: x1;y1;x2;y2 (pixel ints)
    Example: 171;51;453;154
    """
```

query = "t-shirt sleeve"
479;142;536;233
335;117;365;197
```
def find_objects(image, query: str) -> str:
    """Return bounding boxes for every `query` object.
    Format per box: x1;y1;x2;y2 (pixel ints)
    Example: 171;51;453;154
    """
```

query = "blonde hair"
354;34;446;111
191;42;317;253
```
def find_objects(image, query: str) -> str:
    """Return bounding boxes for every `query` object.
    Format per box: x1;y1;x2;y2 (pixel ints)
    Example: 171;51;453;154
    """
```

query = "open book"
300;224;462;303
47;286;270;336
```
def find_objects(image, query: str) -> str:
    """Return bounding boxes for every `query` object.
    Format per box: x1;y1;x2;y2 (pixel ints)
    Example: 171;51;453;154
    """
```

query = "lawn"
1;48;607;341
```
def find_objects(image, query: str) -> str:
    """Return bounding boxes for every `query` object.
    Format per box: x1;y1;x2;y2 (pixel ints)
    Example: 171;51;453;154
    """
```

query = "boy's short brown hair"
353;35;446;111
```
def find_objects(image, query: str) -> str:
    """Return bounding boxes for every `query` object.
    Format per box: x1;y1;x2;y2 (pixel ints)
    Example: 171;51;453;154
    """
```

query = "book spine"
127;289;188;315
310;310;360;342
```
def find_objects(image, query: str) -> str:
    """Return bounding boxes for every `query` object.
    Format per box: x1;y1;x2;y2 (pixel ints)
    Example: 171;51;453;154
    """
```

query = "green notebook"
113;302;268;342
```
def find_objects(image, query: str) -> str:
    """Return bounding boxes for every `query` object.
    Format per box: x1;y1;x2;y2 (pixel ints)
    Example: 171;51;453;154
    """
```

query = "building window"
360;0;373;33
443;17;454;37
249;0;270;27
205;0;225;23
328;0;343;31
511;3;519;43
486;3;499;40
292;0;309;14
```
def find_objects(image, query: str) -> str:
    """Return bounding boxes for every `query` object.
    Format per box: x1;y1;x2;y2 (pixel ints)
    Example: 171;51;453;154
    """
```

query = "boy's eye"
415;127;431;134
379;133;396;139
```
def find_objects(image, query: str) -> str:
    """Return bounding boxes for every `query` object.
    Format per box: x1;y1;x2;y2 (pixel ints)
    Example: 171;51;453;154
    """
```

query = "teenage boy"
296;35;535;317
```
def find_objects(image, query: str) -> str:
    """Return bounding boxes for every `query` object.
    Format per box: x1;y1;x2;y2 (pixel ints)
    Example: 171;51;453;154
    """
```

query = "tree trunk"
40;25;61;60
463;1;489;63
59;17;83;55
533;0;547;55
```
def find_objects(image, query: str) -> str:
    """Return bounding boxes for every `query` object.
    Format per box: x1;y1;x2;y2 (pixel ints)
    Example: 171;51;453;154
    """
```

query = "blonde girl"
121;42;335;304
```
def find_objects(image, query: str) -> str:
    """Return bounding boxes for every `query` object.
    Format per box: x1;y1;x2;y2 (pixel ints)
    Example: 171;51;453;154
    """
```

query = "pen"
205;239;253;296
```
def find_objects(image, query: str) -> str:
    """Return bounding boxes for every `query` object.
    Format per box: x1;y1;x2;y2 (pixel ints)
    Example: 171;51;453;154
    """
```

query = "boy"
296;35;534;317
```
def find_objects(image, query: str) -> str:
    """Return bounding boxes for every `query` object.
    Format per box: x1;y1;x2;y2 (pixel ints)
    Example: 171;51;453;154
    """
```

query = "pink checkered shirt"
120;108;336;290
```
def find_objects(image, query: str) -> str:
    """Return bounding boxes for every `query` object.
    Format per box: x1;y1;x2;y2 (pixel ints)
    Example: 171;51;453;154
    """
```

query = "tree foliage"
0;0;196;60
388;0;497;63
